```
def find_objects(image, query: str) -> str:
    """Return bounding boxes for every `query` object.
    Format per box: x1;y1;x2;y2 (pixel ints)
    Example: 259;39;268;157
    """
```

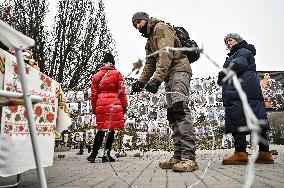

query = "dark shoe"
222;152;248;165
271;150;278;155
256;151;274;164
102;155;115;163
76;151;83;155
115;152;127;158
134;153;141;157
87;154;96;163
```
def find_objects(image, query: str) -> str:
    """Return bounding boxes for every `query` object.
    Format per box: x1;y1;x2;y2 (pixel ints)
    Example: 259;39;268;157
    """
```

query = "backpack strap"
99;70;110;85
98;70;110;92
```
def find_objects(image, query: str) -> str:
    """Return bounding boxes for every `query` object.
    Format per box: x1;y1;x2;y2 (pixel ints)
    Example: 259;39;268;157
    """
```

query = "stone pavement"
1;145;284;188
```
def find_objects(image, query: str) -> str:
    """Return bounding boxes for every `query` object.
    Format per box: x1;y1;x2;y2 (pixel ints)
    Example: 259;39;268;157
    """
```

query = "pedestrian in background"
87;52;128;163
131;12;198;172
217;33;274;165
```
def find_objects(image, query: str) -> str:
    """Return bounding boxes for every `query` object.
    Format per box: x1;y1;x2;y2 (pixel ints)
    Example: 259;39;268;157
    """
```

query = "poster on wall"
148;120;158;133
125;118;135;129
85;129;95;143
123;135;133;149
73;132;83;142
67;103;79;112
81;101;90;114
257;71;284;111
137;132;147;145
74;91;84;102
65;91;75;102
138;120;148;130
84;114;92;125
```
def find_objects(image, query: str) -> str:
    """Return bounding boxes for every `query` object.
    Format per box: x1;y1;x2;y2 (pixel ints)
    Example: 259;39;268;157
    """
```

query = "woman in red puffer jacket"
87;52;128;163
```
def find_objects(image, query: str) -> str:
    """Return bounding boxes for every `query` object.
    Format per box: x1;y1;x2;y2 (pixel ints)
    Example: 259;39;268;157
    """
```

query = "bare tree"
68;0;117;90
46;0;117;90
1;0;117;91
1;0;49;72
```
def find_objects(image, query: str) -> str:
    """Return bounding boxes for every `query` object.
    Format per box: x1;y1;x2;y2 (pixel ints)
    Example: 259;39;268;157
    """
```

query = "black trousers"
91;130;115;156
233;130;269;152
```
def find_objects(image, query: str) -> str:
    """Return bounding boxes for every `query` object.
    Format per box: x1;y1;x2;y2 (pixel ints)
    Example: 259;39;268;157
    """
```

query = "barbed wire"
211;63;261;188
101;45;265;188
99;78;136;187
199;49;264;188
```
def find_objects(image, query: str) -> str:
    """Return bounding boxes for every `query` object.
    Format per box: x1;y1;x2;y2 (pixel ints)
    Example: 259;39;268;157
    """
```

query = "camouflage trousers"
165;72;196;160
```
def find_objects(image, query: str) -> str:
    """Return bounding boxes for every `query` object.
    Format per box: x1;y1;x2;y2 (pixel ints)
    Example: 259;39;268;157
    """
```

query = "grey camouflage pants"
165;72;196;160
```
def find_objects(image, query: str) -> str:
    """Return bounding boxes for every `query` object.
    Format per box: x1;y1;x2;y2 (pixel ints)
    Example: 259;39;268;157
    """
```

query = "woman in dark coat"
217;33;274;165
87;52;128;163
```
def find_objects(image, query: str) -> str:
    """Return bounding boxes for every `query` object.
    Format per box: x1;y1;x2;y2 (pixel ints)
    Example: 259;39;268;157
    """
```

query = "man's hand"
145;79;161;94
131;80;144;93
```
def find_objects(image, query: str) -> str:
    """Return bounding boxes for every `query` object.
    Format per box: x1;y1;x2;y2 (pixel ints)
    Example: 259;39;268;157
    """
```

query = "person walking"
131;12;198;172
217;33;274;165
87;52;128;163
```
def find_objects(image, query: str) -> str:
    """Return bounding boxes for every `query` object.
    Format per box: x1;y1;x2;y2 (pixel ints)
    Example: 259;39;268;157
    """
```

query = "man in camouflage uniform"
131;12;198;172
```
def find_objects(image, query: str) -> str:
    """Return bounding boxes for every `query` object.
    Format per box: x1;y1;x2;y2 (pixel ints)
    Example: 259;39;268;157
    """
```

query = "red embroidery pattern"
39;72;52;92
2;60;57;136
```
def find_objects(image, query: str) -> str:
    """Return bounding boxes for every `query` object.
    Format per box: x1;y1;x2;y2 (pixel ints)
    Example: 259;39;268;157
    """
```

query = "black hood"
228;40;256;56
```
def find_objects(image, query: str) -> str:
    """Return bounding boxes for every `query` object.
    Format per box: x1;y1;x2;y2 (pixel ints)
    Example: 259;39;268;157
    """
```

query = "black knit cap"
103;52;115;65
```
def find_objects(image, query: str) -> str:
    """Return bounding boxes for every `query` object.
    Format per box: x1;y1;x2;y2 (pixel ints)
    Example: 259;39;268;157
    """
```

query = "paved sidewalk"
1;145;284;188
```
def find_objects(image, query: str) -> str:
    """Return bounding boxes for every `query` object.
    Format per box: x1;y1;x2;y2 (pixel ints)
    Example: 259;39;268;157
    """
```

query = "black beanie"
103;52;115;65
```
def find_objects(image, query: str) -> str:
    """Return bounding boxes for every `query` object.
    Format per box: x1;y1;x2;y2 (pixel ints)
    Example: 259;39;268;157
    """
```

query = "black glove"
217;71;226;86
145;79;161;94
223;58;230;68
131;80;144;93
123;107;127;114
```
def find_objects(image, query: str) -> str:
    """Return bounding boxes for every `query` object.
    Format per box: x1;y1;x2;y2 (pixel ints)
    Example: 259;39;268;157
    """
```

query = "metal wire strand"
103;45;264;188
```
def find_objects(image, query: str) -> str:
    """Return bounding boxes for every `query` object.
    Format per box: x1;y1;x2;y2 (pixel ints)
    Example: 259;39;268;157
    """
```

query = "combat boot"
256;151;274;164
222;152;248;165
159;158;181;169
172;159;199;172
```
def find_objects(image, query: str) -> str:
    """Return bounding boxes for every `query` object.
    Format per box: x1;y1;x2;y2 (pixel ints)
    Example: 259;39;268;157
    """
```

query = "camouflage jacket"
138;17;192;84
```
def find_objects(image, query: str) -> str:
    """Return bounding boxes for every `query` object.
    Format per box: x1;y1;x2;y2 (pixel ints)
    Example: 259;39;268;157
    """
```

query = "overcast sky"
104;0;284;78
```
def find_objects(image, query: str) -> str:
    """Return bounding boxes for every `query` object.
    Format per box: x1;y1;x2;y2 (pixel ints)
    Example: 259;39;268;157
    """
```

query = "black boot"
102;130;115;163
87;131;105;163
102;155;115;163
87;154;97;163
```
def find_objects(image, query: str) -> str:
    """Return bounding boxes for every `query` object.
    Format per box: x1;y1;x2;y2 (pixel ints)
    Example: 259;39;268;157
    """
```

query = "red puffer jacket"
91;66;128;130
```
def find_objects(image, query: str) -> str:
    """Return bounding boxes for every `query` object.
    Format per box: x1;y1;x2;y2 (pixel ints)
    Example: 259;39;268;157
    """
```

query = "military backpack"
173;26;200;63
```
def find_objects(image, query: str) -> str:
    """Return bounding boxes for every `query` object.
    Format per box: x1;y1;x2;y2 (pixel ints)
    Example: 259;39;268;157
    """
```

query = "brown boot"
222;152;248;165
256;151;274;164
159;158;181;169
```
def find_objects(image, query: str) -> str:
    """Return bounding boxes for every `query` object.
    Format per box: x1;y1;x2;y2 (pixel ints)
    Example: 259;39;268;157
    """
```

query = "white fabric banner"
0;49;71;177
